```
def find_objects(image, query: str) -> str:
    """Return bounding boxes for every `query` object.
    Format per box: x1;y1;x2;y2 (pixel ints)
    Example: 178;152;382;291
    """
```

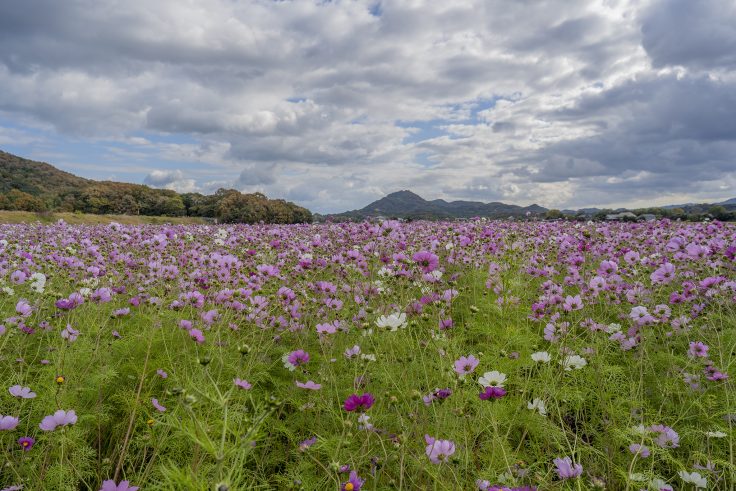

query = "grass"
0;210;208;225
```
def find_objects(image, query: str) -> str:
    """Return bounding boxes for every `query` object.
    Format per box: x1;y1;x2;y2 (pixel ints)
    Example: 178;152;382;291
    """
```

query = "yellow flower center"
56;376;65;384
147;419;155;426
344;484;354;491
22;441;29;447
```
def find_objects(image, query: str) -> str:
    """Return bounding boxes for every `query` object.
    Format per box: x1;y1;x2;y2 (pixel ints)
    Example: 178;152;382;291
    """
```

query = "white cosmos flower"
678;471;707;488
527;398;547;416
561;355;587;371
605;323;622;334
705;430;727;438
478;370;507;388
375;312;407;331
531;351;551;363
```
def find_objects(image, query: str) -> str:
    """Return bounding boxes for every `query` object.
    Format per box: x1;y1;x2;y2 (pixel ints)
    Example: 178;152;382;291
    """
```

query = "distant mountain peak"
330;189;548;220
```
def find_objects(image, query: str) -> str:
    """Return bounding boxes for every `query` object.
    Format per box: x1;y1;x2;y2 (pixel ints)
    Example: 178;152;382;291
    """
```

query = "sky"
1;0;735;214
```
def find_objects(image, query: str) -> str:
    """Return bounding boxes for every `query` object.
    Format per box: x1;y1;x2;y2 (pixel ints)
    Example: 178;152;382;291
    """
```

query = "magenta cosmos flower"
454;355;479;376
99;480;139;491
412;251;439;273
425;435;456;464
39;409;77;431
283;350;310;370
344;393;375;412
553;456;582;479
341;470;365;491
18;436;35;451
479;386;507;400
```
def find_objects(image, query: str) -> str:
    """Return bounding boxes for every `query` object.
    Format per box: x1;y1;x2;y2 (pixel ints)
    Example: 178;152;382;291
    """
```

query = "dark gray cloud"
0;0;734;212
642;0;736;71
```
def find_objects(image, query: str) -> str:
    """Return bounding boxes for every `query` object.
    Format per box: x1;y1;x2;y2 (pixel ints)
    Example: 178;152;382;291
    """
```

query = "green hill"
0;150;311;223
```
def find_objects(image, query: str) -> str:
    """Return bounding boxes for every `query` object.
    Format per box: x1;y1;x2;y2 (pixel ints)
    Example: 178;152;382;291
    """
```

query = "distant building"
638;213;657;221
605;212;637;221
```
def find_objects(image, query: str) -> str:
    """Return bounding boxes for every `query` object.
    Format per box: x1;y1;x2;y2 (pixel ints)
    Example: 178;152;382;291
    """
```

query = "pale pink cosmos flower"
234;378;252;390
9;385;36;399
295;380;322;390
151;398;166;412
39;409;77;431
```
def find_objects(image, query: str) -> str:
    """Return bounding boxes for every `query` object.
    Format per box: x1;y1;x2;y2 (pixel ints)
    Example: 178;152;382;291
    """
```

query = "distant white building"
605;212;637;221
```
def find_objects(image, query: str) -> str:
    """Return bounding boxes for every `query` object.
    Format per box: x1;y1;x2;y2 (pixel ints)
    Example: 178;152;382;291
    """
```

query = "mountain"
0;150;312;223
719;198;736;205
328;190;547;220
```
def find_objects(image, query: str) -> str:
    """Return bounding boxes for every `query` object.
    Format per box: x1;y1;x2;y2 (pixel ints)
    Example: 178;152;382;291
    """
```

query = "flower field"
0;219;734;490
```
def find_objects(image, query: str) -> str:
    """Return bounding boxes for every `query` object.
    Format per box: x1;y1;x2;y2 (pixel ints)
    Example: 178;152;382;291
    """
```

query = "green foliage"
0;150;312;223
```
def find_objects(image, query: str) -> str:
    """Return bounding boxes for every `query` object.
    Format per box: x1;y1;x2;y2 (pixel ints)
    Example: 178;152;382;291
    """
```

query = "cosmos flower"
561;355;587;371
424;435;456;464
688;341;709;358
344;393;375;412
18;436;35;451
344;345;361;359
61;324;80;342
678;471;707;489
39;409;77;431
478;371;507;388
151;398;166;412
295;380;322;390
298;436;317;452
479;386;507;400
454;355;479;376
412;251;439;273
0;415;20;430
341;471;365;491
99;480;140;491
375;312;407;331
553;456;582;479
234;378;252;390
628;443;650;458
9;385;36;399
527;398;546;415
530;351;551;363
189;328;205;344
283;350;310;370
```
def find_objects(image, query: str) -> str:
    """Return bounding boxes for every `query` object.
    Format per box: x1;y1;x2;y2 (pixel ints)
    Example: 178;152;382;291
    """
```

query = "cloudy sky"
1;0;735;213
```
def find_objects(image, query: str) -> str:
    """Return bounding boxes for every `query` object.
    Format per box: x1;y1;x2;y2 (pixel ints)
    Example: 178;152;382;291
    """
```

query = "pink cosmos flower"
688;341;709;358
151;398;166;412
189;328;205;344
454;355;479;376
234;378;252;390
424;435;456;464
0;415;20;430
9;385;36;399
553;456;582;479
39;409;77;431
295;380;322;390
99;480;139;491
412;251;439;273
562;295;583;312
